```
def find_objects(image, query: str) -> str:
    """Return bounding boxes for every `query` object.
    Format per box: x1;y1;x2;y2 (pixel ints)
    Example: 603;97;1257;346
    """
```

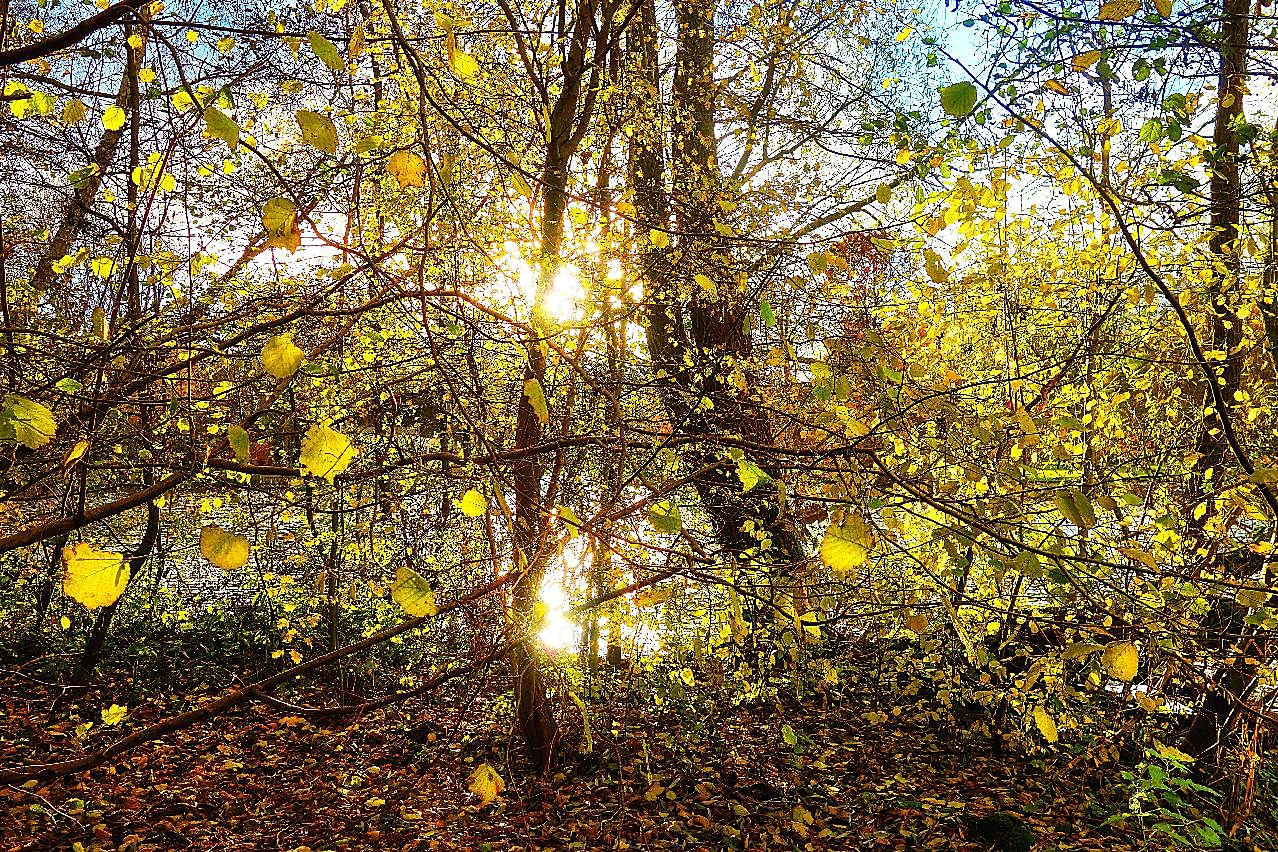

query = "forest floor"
0;662;1269;852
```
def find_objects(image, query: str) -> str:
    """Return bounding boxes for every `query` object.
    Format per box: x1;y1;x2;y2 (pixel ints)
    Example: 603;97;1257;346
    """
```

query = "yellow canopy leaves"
63;543;129;610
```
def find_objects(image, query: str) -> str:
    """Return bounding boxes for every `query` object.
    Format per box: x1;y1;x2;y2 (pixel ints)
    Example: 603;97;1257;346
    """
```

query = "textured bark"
1180;0;1268;791
630;0;803;565
506;0;613;773
28;21;146;294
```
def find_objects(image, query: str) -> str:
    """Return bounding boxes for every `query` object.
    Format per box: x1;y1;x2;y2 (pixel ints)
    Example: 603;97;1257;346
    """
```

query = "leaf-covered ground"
0;665;1260;851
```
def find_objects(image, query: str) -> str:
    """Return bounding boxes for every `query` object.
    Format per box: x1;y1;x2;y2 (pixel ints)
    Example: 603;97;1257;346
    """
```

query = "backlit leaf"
820;513;874;575
0;395;57;449
648;500;682;534
523;378;549;424
262;197;301;252
299;424;357;481
261;333;304;379
102;105;126;131
1032;706;1059;743
387;150;426;188
202;106;239;152
457;488;488;517
391;565;437;617
1101;641;1139;682
307;30;344;72
200;525;250;570
63;543;129;610
229;426;250;463
296;110;337;155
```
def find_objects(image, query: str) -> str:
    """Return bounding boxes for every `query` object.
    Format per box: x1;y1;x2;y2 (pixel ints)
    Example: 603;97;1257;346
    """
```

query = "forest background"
2;0;1278;848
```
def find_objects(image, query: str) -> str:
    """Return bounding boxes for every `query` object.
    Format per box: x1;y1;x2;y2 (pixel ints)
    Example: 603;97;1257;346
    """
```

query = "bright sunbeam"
494;241;583;323
544;264;584;323
537;570;579;652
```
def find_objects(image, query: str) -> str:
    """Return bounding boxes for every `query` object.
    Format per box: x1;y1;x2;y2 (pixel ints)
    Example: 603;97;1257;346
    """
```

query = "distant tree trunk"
1180;0;1269;806
505;0;611;772
629;0;804;565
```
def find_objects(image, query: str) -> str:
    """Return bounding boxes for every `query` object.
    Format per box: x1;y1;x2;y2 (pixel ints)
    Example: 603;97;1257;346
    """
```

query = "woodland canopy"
2;0;1278;848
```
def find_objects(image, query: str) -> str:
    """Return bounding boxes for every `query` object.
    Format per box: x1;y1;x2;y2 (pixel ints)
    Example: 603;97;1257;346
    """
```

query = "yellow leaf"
1072;50;1102;72
200;525;250;570
261;333;304;379
1033;706;1059;743
296;110;337;155
261;197;301;252
820;513;875;576
876;183;892;204
446;29;479;81
1155;0;1171;16
904;613;929;633
102;105;126;131
387;150;426;188
63;543;129;610
634;585;674;608
1043;79;1071;95
391;565;437;617
468;762;505;806
923;248;950;283
1101;641;1139;682
1237;586;1269;609
62;98;86;124
1119;547;1157;570
523;378;549;424
649;229;670;249
1098;0;1140;20
457;488;488;517
299;424;357;482
101;704;127;726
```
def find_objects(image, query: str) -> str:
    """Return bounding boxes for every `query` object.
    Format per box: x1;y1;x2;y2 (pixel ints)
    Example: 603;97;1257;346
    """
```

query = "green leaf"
228;426;250;463
391;565;437;617
759;300;776;327
939;81;978;117
736;458;771;493
296;110;337;155
307;30;344;72
202;106;239;152
648;500;682;534
55;378;83;394
0;395;57;449
781;723;798;747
